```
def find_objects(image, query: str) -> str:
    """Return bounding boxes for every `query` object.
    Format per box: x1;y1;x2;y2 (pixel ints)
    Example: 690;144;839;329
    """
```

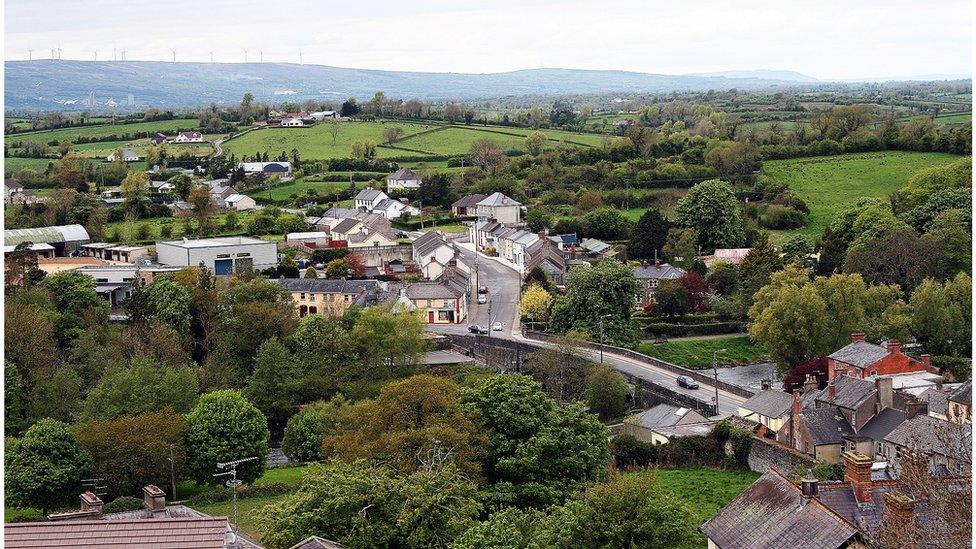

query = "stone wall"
747;435;816;474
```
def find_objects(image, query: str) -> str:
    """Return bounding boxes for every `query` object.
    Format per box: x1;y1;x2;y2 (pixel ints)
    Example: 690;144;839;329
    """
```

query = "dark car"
676;375;699;389
468;325;488;335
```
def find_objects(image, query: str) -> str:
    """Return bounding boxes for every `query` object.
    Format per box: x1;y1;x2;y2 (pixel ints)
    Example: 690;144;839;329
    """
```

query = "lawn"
4;118;203;145
221;121;436;160
193;494;283;540
654;467;760;546
762;151;962;239
636;335;767;368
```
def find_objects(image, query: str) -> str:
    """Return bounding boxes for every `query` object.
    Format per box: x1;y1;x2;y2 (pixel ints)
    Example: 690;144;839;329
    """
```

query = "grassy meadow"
762;151;962;238
636;336;767;368
4;118;203;145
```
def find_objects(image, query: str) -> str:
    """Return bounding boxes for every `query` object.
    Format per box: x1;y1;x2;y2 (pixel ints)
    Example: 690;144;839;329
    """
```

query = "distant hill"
5;61;818;110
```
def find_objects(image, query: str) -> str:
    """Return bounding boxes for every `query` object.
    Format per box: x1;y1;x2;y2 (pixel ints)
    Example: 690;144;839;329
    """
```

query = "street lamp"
598;314;612;363
712;348;727;414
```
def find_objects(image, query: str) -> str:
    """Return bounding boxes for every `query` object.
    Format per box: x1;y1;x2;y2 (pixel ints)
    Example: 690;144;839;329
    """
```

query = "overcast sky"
4;0;972;80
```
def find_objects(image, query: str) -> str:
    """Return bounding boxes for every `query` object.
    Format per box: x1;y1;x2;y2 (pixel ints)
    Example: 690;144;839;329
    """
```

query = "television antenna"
80;478;108;499
213;457;257;526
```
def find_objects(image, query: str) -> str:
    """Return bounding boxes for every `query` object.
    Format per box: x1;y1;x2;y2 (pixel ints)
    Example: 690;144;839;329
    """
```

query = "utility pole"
172;50;176;63
299;52;303;65
93;51;97;61
598;314;611;363
213;456;257;527
712;348;726;415
244;49;248;63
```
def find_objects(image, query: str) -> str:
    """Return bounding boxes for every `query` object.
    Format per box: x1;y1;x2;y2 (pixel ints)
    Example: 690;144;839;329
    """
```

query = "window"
876;442;883;456
300;293;306;300
216;254;231;258
235;252;251;258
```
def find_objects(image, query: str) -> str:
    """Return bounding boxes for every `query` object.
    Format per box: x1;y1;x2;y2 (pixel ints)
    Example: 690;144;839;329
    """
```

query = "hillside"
5;61;817;110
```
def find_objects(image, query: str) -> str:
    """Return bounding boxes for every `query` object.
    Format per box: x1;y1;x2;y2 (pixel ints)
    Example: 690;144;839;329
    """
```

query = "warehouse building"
3;224;91;256
155;236;277;275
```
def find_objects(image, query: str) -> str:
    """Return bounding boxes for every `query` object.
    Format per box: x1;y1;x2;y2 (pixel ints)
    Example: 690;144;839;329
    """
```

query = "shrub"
103;496;144;514
759;204;807;229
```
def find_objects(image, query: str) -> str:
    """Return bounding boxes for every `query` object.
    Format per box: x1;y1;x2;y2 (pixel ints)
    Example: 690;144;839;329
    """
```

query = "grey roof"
5;178;23;189
949;379;972;405
388;168;419;180
276;278;379;294
331;218;361;234
291;536;347;549
413;231;449;257
477;192;520;207
920;388;950;416
580;238;611;253
884;414;972;462
852;408;906;442
404;282;462;300
4;224;91;246
633;263;686;281
828;341;889;369
452;194;487;208
812;375;877;410
739;389;794;419
355;188;384;202
699;471;857;549
801;408;853;445
627;404;697;429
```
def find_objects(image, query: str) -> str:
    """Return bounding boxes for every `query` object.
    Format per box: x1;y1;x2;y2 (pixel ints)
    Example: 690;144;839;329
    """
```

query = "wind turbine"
172;50;176;62
93;50;98;61
244;49;248;63
27;49;32;61
210;51;214;63
260;51;263;63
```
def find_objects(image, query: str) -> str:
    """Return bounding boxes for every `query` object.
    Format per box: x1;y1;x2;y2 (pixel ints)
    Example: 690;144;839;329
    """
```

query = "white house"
280;117;305;127
476;192;521;224
224;193;256;211
309;111;339;120
149;180;176;194
347;227;398;249
373;198;420;220
155;236;277;275
172;131;204;143
107;149;141;162
412;232;457;280
354;188;388;211
386;168;422;192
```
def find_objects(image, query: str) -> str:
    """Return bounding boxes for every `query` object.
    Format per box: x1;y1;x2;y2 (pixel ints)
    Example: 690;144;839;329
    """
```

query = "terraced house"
276;278;384;317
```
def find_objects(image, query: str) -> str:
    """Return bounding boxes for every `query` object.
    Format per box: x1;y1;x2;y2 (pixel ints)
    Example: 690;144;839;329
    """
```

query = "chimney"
921;354;932;371
801;471;819;501
843;451;874;504
875;376;893;412
654;258;661;267
80;491;104;518
886;339;901;356
828;379;836;403
882;491;916;527
851;331;866;343
803;374;819;394
791;389;802;449
761;378;772;391
143;485;167;514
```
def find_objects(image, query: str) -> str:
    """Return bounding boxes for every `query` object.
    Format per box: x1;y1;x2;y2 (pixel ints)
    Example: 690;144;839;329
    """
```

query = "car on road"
676;375;699;389
468;325;488;335
491;321;503;331
477;294;488;304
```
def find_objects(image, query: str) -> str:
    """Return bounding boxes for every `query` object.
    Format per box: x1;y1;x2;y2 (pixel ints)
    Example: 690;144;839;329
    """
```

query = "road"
426;239;749;417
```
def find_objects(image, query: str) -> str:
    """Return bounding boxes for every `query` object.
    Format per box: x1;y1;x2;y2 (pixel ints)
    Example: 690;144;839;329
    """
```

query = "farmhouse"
309;111;339;120
5;178;23;204
172;131;204;143
354;188;387;211
155;236;277;274
281;117;306;127
223;193;256;211
386;168;422;192
451;194;487;216
149;132;168;145
373;198;420;220
106;148;141;162
476;192;521;224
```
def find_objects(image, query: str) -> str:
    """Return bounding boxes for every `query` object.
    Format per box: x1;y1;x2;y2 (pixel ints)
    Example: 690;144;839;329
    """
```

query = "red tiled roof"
5;517;229;548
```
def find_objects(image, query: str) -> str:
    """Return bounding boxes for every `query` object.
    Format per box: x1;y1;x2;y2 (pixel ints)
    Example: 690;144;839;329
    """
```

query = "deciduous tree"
183;390;270;485
5;419;93;515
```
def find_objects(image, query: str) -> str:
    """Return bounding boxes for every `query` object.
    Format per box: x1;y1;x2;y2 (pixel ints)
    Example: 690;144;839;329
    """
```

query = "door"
214;259;232;275
427;311;435;323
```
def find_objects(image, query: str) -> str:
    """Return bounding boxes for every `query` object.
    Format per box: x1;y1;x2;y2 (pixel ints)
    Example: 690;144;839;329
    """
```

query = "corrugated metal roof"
4;224;90;246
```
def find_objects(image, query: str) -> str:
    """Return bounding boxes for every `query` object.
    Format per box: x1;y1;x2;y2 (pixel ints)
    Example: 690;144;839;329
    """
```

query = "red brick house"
827;331;936;381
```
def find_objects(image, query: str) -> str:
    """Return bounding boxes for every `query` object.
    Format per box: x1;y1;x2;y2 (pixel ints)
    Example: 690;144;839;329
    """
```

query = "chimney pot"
851;331;866;343
801;471;819;500
803;374;819;393
921;354;932;370
761;378;771;391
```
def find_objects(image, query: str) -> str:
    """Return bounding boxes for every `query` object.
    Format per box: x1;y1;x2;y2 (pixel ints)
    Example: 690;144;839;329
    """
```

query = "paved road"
426;243;749;417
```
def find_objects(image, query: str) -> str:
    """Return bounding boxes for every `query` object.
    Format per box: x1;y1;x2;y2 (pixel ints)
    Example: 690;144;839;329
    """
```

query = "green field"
4;118;203;145
247;177;368;203
104;212;263;243
221;121;437;160
655;467;760;547
762;151;962;238
3;157;55;174
932;112;972;126
637;336;767;368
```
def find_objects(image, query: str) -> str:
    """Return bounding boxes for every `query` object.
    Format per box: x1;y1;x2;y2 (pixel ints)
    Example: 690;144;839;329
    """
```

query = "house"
149;132;168;145
155;236;277;274
828;332;935;380
172;131;204;143
736;389;794;432
882;413;972;475
106;148;140;162
354;188;388;211
210;185;235;207
700;449;971;549
386;168;422;192
451;194;487;216
238;162;292;177
842;407;907;461
286;231;331;248
947;379;971;424
412;231;457;280
373;197;420;220
281;117;306;127
276;278;382;317
329;218;365;243
291;536;347;549
403;282;467;324
476;192;521;224
149;180;176;194
698;248;751;267
633;261;687;307
224;193;256;211
620;404;711;445
309;111;339;120
546;233;579;252
346;227;398;249
4;224;91;256
5;178;23;204
9;190;41;206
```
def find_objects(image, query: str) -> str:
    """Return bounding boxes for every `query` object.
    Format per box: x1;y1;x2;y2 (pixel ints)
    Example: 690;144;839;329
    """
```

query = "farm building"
155;236;277;275
386;168;422;192
309;111;339;120
224;193;257;211
4;224;91;256
238;161;292;176
172;131;204;143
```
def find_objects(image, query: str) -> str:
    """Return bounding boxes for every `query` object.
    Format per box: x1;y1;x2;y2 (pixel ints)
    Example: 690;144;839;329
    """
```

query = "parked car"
477;294;488;304
491;321;503;331
676;375;699;389
468;325;488;335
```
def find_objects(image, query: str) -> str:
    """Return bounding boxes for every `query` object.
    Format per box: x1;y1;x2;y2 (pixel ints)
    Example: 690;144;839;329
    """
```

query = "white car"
491;321;503;331
477;294;488;304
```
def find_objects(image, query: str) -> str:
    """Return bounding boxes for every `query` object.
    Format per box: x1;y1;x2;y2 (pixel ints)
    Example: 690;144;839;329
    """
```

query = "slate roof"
801;408;853;445
291;536;347;549
413;231;449;257
853;408;906;442
477;192;521;207
812;375;877;410
5;178;23;189
355;188;384;202
920;388;950;417
276;278;379;295
633;263;686;281
452;194;487;208
828;341;890;369
884;414;972;462
949;379;972;405
627;404;695;429
699;470;857;549
4;517;231;549
404;282;462;300
388;168;419;180
739;389;793;419
331;218;361;235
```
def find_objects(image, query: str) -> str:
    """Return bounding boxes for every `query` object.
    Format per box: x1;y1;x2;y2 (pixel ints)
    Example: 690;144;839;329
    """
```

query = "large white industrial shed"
155;236;278;275
3;224;91;256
